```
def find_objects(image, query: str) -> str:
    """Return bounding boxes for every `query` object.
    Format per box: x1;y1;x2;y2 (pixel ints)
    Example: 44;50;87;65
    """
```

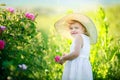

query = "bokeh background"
0;0;120;80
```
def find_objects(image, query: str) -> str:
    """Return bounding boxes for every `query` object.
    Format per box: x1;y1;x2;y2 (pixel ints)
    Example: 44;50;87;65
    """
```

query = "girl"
54;13;97;80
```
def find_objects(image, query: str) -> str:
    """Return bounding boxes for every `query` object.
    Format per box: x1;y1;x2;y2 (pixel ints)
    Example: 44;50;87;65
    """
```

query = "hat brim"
54;13;97;44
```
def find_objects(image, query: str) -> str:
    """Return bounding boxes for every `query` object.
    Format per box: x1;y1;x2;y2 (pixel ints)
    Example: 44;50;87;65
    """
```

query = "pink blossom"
0;40;5;50
25;12;35;21
55;56;61;62
7;7;14;13
0;26;6;31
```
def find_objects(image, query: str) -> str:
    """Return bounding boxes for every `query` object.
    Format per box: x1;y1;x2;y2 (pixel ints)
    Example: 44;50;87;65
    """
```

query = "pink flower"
0;26;6;31
0;40;5;50
7;7;14;13
55;56;61;62
25;12;35;21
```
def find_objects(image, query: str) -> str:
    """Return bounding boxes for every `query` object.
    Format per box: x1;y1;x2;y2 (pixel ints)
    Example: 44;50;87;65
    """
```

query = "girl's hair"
67;20;90;36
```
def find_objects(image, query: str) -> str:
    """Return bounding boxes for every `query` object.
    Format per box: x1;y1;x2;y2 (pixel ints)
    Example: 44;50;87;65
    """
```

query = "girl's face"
69;22;86;37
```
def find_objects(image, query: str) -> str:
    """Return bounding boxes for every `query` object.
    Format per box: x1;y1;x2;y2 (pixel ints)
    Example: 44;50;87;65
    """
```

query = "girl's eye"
75;26;79;29
69;27;73;30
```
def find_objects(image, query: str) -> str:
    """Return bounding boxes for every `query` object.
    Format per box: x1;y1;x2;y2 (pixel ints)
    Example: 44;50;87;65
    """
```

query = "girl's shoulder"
74;34;83;41
79;34;90;45
79;34;90;40
73;34;89;43
73;34;83;47
74;34;90;45
75;34;87;40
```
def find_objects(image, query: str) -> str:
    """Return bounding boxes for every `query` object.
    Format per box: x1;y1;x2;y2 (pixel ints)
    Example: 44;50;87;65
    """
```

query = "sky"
0;0;99;7
0;0;120;12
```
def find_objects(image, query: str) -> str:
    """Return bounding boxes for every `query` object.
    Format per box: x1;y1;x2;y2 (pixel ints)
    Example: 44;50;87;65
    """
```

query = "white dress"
62;34;93;80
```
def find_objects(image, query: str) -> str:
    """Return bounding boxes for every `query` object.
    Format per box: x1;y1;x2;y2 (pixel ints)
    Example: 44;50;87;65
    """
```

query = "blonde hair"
67;20;90;36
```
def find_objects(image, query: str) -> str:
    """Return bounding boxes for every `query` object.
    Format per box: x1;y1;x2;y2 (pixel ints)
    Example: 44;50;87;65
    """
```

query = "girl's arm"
59;35;83;64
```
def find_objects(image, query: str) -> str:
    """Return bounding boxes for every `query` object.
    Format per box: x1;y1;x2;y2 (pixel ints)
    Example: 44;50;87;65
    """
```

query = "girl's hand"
59;56;66;65
59;53;68;65
62;53;67;56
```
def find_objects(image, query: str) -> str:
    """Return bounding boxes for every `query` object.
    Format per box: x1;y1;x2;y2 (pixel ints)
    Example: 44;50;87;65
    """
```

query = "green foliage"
90;7;120;80
0;8;47;80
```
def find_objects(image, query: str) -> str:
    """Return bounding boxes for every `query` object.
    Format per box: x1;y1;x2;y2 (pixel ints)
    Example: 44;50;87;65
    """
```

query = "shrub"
0;7;47;80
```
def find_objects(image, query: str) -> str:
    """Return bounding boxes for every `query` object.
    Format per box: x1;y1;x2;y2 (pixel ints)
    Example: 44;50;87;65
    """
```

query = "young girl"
54;13;97;80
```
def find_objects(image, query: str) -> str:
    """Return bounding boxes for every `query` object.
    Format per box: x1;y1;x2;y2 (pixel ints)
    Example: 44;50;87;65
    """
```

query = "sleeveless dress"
62;34;93;80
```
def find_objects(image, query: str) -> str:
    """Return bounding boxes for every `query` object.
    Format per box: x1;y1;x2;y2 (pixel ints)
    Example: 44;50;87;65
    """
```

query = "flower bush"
0;7;48;80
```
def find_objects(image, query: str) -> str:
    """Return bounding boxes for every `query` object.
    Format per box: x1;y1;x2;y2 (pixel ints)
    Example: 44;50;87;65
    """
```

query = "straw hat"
54;13;97;44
